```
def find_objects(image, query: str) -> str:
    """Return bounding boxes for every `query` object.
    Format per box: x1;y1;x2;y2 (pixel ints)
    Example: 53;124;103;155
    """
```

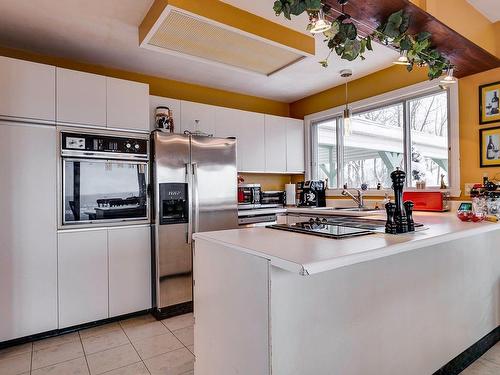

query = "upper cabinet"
216;107;266;172
56;67;149;131
150;95;181;132
0;57;55;121
265;115;287;173
286;118;305;173
181;101;216;136
56;68;107;127
107;77;149;131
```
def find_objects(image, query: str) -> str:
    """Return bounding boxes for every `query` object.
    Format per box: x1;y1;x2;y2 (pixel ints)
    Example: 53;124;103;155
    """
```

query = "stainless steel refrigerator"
151;131;238;319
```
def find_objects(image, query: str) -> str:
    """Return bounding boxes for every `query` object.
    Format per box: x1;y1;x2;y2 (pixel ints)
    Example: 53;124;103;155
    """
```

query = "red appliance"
402;191;450;212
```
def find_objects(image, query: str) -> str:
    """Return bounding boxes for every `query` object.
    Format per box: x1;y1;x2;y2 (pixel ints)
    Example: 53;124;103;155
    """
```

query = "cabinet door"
286;119;305;173
58;230;108;328
0;57;55;121
108;226;152;317
265;115;287;172
0;123;57;341
181;101;216;135
150;95;181;133
56;68;106;127
216;107;265;172
107;78;149;131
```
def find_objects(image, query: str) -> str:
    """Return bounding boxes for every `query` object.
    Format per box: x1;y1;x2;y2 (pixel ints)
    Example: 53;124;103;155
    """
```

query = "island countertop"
193;212;500;275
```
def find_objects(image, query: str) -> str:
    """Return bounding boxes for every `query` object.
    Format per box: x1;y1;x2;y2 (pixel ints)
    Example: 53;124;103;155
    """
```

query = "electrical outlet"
464;183;478;196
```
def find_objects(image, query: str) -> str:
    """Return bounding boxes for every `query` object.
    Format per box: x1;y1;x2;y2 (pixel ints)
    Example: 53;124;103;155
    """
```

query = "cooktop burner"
267;222;374;239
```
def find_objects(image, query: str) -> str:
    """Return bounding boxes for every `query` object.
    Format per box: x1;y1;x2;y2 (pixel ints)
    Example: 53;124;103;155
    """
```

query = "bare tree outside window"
313;90;449;189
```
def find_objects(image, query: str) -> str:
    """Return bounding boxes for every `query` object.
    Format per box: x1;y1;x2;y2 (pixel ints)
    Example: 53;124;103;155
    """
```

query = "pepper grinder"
404;201;415;232
385;202;397;234
390;168;408;233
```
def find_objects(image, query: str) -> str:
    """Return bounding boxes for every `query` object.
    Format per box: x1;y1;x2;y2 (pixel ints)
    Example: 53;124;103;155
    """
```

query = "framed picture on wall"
479;81;500;125
480;126;500;167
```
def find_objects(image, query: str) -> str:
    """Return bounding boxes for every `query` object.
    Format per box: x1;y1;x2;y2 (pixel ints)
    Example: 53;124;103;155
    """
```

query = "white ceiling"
0;0;398;103
467;0;500;22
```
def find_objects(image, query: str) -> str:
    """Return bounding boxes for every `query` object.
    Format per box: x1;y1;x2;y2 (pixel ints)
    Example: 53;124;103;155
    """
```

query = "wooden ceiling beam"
323;0;500;78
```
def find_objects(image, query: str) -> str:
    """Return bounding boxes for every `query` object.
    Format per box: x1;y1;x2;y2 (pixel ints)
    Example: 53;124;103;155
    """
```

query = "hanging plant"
272;1;453;80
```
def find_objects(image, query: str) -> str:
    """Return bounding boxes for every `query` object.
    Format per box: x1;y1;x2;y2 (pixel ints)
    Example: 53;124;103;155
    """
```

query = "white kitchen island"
192;213;500;375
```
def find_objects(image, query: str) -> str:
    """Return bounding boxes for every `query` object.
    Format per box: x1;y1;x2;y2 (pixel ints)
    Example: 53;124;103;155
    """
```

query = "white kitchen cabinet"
58;230;108;328
108;226;152;317
150;95;181;132
56;68;107;127
264;115;287;172
216;107;266;172
286;118;305;173
0;123;58;342
107;77;149;132
181;101;216;135
0;57;55;121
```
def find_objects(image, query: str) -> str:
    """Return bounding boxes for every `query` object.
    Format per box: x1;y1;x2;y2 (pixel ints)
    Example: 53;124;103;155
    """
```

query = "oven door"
62;158;149;225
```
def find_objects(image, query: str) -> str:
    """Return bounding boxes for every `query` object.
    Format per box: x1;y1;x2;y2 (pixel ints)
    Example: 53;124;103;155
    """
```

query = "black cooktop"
267;222;374;239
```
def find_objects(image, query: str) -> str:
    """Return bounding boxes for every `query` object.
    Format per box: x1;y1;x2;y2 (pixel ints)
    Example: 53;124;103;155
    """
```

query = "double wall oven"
60;130;149;227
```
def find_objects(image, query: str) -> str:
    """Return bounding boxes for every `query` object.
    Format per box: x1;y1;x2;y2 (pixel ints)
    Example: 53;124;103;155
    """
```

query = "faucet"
341;184;365;208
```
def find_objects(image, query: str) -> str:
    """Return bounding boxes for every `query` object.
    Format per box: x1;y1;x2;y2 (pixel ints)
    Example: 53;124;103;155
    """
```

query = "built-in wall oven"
60;131;149;226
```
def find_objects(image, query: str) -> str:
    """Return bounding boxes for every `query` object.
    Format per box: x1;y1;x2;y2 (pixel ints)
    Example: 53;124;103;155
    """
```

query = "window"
312;89;450;190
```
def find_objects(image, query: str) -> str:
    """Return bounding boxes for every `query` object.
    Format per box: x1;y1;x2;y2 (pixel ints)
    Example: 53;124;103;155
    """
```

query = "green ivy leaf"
337;22;357;42
399;35;412;50
416;31;431;42
342;39;361;61
400;12;410;33
319;60;329;68
305;0;322;10
366;35;373;51
273;1;283;16
383;10;404;38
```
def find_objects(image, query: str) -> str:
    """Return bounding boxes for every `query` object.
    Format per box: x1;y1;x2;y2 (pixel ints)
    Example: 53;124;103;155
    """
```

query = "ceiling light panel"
144;9;307;76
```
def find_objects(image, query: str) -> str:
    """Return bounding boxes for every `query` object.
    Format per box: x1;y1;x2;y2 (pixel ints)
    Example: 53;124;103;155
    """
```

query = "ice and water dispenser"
159;183;189;225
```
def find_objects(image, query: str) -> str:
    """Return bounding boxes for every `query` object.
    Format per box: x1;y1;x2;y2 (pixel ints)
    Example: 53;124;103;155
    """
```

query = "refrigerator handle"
186;163;193;244
192;162;199;234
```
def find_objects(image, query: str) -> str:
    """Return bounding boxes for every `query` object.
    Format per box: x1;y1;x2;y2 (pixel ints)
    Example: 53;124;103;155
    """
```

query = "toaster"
402;191;450;212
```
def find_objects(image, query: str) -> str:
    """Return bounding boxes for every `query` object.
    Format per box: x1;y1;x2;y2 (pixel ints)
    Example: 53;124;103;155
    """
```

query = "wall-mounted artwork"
479;81;500;125
480;126;500;167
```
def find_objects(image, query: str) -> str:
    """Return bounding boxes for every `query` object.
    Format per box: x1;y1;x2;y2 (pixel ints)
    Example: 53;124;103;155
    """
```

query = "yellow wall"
413;0;499;58
459;67;500;197
289;65;429;118
0;46;289;117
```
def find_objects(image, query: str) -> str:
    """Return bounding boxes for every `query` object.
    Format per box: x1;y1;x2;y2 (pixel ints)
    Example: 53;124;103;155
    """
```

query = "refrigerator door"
152;132;193;316
190;136;238;233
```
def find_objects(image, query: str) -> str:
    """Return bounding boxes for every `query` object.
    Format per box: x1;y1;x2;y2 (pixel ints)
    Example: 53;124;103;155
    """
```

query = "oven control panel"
61;132;148;159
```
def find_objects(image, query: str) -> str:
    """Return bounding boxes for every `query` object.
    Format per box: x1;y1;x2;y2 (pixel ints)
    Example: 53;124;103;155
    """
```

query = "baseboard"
152;301;193;320
0;309;151;350
434;326;500;375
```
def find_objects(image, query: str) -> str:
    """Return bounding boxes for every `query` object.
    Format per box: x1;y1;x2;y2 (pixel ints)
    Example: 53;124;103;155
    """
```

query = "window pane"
316;119;337;188
409;92;448;187
343;103;404;188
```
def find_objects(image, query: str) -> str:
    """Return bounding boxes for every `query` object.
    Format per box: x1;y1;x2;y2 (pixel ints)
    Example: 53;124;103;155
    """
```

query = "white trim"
304;80;460;197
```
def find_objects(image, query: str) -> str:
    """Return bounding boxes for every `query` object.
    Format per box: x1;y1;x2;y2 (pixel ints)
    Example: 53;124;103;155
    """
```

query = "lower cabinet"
108;226;152;317
58;225;151;329
58;229;109;328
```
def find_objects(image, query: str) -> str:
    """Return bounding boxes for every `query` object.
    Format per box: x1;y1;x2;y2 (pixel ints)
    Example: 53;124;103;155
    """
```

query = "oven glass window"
63;160;147;223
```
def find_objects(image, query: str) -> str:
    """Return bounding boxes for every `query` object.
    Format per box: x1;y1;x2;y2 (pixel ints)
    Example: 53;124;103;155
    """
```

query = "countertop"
194;212;500;276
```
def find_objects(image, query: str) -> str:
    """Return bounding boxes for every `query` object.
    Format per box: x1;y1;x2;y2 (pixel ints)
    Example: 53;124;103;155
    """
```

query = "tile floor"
0;314;498;375
460;341;500;374
0;313;194;375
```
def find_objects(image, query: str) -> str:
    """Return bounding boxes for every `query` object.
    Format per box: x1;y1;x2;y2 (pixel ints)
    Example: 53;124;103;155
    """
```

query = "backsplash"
239;173;304;191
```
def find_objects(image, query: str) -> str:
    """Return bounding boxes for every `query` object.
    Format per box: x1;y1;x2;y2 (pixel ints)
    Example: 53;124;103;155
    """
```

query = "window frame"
305;80;460;197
